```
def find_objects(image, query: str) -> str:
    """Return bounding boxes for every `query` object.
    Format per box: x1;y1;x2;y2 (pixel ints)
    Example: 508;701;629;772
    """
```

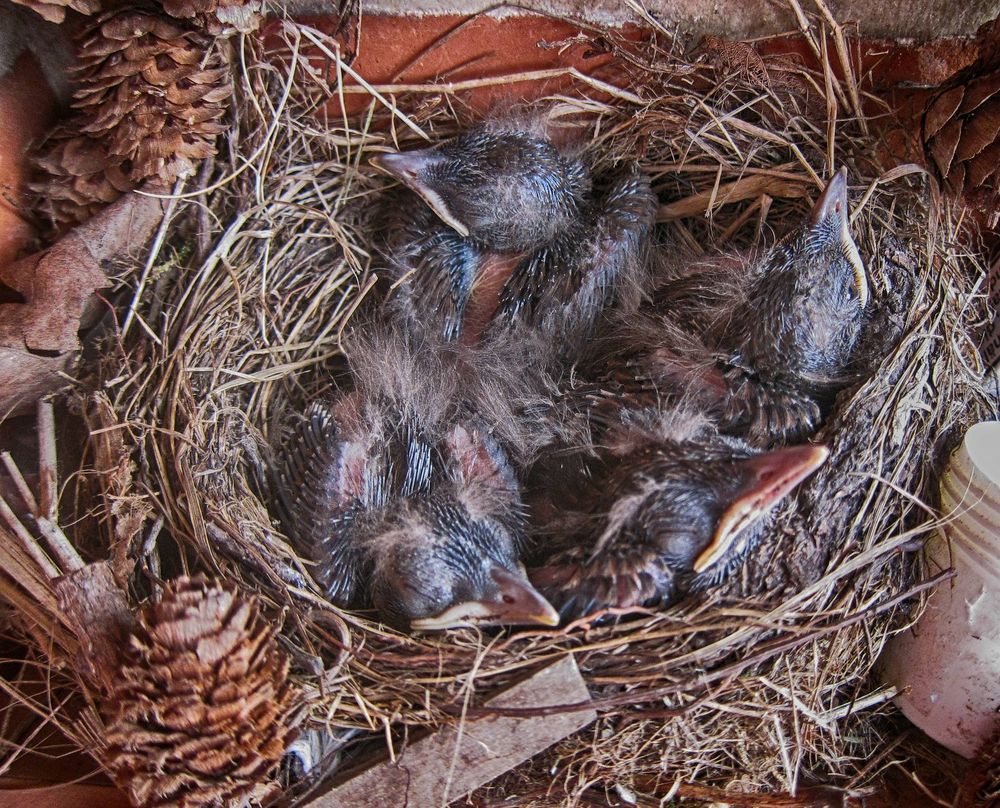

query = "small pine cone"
923;69;1000;201
159;0;262;34
72;8;231;186
32;127;134;229
103;576;300;808
922;19;1000;212
9;0;99;24
32;7;232;231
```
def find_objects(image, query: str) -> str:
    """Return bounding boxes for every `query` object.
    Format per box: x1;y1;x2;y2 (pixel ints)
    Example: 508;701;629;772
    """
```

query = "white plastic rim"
880;420;1000;759
937;421;1000;574
962;422;1000;488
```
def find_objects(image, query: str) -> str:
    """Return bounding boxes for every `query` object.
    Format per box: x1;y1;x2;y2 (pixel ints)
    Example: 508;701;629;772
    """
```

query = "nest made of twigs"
4;8;998;807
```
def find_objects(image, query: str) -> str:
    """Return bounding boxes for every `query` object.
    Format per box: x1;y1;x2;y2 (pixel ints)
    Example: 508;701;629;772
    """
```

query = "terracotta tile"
274;13;642;117
0;52;58;265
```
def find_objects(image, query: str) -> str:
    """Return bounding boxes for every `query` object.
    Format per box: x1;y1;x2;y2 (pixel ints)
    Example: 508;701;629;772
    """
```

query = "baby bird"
371;121;655;347
271;332;558;631
591;168;867;447
529;407;828;617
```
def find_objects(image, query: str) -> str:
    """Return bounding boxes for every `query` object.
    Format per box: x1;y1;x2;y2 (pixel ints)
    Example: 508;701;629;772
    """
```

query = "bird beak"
409;567;560;631
809;168;869;309
693;444;829;573
369;151;471;238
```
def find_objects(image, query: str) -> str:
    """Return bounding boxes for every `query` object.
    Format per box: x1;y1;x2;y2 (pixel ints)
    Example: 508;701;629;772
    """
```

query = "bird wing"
494;167;655;340
531;530;675;620
272;401;370;606
382;199;483;342
718;366;822;446
529;449;681;619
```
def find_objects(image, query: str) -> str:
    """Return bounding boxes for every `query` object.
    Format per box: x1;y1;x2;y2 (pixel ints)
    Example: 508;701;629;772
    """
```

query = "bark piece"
55;562;136;695
0;192;164;415
311;654;595;807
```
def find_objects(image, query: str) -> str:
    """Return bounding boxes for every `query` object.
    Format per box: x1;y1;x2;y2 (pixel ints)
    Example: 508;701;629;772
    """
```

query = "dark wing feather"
273;402;367;606
531;540;676;620
408;227;481;341
718;366;822;446
383;200;482;342
494;230;579;327
495;167;655;340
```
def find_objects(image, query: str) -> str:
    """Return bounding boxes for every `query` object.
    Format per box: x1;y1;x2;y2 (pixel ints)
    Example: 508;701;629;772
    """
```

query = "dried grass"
1;5;996;806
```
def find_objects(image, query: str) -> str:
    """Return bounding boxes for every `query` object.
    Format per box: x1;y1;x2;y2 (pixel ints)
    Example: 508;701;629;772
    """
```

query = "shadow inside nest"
56;21;997;805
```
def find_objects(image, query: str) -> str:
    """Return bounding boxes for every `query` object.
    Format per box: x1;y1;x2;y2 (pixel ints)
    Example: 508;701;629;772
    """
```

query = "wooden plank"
309;654;595;807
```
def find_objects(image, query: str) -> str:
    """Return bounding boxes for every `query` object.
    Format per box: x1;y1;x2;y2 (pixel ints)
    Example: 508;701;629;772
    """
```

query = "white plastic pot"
881;420;1000;759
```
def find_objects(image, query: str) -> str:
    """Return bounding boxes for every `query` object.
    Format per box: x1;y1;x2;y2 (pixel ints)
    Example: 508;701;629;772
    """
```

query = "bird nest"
5;10;997;807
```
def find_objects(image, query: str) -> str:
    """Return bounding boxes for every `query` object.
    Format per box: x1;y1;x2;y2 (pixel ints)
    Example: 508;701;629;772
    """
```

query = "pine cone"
159;0;262;34
922;18;1000;211
924;71;1000;200
696;36;772;89
32;127;134;229
9;0;99;24
103;576;300;808
32;7;231;231
74;9;231;182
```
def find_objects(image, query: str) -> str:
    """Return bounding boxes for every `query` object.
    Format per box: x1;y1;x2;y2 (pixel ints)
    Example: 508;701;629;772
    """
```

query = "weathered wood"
280;0;1000;39
309;654;595;808
55;562;135;695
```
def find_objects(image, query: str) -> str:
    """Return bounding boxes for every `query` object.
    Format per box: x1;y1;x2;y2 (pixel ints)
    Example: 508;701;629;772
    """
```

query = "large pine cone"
32;7;231;230
73;8;232;184
9;0;99;23
103;576;300;808
922;18;1000;213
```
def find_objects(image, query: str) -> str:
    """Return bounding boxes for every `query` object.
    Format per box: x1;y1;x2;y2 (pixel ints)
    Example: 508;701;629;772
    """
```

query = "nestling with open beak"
270;331;559;631
529;407;828;618
371;120;655;347
589;168;867;447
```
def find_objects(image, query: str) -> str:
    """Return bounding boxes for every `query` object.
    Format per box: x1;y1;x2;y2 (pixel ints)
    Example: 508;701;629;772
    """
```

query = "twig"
334;68;645;106
36;400;58;523
1;452;38;515
35;517;84;573
0;496;59;579
121;180;182;343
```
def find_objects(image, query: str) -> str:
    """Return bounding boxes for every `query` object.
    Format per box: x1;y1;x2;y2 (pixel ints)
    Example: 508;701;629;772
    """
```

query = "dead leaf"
0;191;164;415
